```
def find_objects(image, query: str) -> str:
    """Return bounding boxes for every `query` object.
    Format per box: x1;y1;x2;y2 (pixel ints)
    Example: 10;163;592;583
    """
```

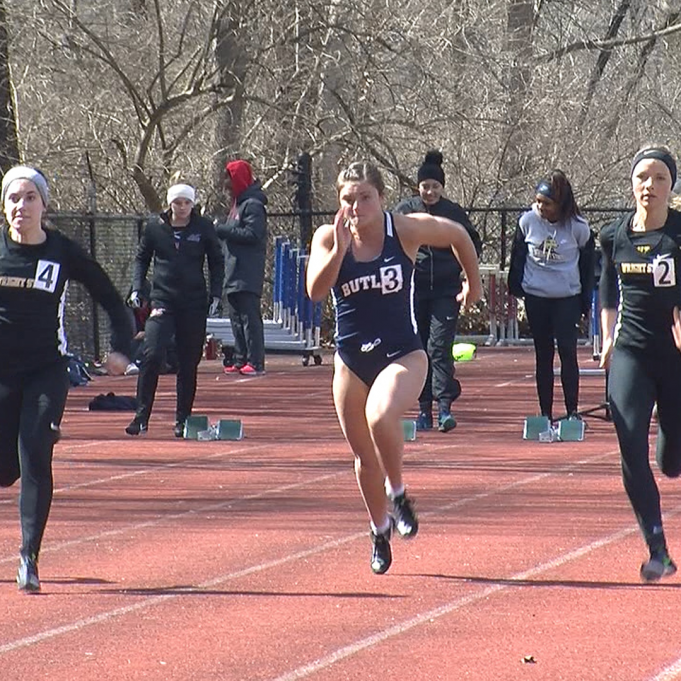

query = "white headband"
2;166;49;207
167;183;196;205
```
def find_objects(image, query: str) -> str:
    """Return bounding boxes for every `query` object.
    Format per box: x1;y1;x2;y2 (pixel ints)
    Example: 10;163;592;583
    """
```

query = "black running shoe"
392;491;419;539
125;418;148;436
173;421;185;438
641;551;678;582
17;554;40;593
370;527;392;574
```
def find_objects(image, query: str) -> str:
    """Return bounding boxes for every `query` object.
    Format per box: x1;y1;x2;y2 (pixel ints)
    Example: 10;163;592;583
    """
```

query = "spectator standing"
394;150;482;432
126;183;224;437
508;169;594;423
215;160;268;376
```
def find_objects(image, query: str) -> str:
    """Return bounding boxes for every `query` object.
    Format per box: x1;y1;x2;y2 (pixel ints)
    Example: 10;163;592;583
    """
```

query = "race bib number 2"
34;260;61;293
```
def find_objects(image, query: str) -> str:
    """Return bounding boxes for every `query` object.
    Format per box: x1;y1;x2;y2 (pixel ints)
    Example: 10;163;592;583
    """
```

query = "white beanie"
166;183;196;205
2;166;49;207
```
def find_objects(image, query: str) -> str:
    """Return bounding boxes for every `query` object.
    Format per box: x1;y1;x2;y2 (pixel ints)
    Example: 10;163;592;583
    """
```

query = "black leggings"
0;360;69;559
136;307;207;423
524;294;581;420
609;345;681;551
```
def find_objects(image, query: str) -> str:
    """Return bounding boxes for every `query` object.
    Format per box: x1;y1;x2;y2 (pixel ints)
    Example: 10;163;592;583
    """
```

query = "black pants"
225;291;265;371
415;294;461;412
135;307;207;424
609;345;681;551
0;360;69;560
524;294;581;420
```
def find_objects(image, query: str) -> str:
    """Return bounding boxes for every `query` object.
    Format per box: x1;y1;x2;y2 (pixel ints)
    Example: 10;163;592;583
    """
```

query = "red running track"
1;347;681;681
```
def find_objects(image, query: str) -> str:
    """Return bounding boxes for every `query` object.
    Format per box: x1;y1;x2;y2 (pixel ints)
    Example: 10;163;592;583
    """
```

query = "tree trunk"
0;0;19;171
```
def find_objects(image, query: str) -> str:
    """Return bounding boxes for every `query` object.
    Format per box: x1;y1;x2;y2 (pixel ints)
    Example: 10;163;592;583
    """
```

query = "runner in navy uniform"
307;161;482;574
0;166;132;592
600;146;681;582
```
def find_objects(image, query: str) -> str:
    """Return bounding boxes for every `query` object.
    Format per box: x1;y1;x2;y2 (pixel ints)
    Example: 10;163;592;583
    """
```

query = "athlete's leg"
429;295;461;412
0;375;21;487
525;294;555;419
414;295;433;413
553;295;581;415
226;292;247;368
365;350;428;492
134;311;174;423
654;350;681;478
332;354;387;528
18;361;69;560
174;307;207;424
238;291;265;371
608;347;662;550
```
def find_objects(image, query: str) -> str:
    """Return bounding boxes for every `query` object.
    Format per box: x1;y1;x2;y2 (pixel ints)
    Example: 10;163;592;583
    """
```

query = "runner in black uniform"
307;161;482;574
600;146;681;582
0;166;132;592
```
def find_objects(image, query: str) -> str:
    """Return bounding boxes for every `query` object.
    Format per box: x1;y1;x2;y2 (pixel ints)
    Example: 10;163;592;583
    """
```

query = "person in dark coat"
215;160;268;375
126;183;224;437
394;150;482;432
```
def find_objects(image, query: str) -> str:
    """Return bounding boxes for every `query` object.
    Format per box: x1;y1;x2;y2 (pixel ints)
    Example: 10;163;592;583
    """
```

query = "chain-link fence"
50;206;630;360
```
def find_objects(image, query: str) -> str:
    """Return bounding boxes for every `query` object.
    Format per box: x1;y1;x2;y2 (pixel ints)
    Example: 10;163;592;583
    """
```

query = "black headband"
535;180;555;201
631;148;677;188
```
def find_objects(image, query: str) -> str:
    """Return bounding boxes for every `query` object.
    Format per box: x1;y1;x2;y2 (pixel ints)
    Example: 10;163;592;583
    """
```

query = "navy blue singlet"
331;212;422;386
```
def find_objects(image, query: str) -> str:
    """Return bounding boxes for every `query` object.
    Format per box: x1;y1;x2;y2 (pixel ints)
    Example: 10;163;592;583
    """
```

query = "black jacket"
132;209;224;311
393;196;482;297
215;182;268;296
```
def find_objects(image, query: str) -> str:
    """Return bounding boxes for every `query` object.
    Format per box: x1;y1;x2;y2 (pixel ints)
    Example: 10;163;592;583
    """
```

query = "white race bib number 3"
652;254;676;288
34;260;60;293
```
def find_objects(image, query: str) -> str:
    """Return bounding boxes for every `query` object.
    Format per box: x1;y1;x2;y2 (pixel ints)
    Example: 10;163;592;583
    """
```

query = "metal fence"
50;206;630;360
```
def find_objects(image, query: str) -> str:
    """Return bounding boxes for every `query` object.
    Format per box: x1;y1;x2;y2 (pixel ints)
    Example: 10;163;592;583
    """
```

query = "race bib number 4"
34;260;61;293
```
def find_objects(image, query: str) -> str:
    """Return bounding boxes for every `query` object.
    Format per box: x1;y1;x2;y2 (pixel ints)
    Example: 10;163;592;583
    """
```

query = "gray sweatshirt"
519;205;591;298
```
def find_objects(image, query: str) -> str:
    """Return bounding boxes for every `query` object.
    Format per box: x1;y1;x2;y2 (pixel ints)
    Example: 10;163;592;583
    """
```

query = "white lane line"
0;441;269;507
651;660;681;681
272;506;681;681
0;448;624;654
0;470;343;567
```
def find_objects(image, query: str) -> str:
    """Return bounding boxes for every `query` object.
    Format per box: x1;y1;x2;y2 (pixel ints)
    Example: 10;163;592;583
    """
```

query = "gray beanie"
1;166;49;207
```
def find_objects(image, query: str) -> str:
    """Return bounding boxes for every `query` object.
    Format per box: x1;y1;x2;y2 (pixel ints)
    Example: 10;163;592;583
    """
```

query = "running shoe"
223;364;242;374
640;551;678;582
173;421;185;438
125;418;148;436
370;526;393;574
416;411;433;431
17;554;40;593
391;491;419;539
438;409;457;433
239;364;265;376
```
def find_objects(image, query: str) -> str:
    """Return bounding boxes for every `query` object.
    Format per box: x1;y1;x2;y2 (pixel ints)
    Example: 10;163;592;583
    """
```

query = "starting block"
216;419;244;441
556;417;585;442
523;416;552;441
183;415;209;440
402;419;417;442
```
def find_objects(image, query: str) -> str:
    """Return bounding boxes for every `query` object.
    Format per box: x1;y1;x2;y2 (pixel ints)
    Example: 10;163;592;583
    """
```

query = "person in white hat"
125;182;224;438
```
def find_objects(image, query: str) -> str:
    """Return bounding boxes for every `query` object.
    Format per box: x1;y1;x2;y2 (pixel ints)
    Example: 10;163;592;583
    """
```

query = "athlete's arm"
67;238;134;361
395;212;483;307
306;210;351;302
598;224;618;368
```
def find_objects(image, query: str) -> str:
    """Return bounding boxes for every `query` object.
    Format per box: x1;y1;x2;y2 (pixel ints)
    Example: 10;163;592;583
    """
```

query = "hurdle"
207;237;323;366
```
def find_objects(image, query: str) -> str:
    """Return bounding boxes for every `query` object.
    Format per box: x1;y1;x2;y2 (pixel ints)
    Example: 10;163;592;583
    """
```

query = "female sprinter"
600;145;681;582
0;166;132;592
306;161;482;574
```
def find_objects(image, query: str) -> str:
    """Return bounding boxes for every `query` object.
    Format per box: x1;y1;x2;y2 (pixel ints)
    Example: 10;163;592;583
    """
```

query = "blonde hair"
336;161;385;196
